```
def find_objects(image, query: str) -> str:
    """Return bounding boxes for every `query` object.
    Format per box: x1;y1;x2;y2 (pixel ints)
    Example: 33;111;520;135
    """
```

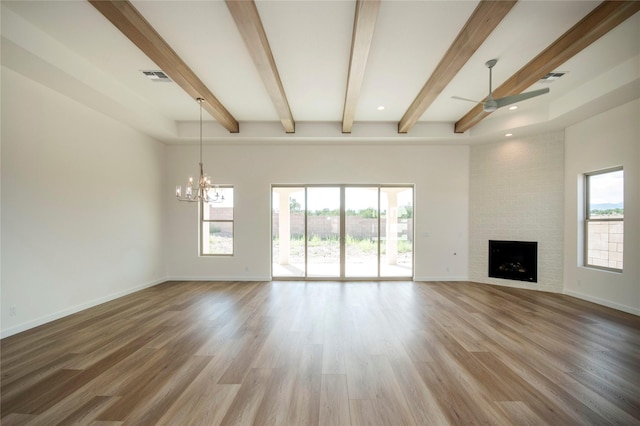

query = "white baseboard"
564;289;640;316
1;277;166;339
166;276;271;282
169;276;470;283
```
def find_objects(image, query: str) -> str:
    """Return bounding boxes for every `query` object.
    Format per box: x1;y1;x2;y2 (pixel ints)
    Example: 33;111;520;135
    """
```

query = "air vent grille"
539;72;566;83
142;70;172;82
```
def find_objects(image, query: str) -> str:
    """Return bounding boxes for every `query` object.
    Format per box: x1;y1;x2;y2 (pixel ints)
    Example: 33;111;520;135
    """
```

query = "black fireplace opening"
489;240;537;282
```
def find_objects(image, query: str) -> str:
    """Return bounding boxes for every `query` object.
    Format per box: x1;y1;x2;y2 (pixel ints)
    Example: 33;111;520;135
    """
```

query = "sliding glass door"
345;187;379;278
272;185;413;279
380;187;413;277
306;187;341;277
272;187;305;277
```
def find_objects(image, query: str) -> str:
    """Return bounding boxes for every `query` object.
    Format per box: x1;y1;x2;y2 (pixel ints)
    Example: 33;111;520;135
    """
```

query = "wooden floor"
2;281;640;425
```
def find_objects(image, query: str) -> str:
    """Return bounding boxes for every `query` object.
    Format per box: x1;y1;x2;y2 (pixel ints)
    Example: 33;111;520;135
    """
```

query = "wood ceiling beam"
398;0;517;134
455;0;640;134
89;0;239;133
342;0;381;134
226;0;295;133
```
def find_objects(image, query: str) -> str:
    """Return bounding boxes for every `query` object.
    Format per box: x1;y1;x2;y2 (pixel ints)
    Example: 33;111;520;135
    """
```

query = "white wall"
564;99;640;315
1;68;166;337
469;131;565;293
165;143;470;281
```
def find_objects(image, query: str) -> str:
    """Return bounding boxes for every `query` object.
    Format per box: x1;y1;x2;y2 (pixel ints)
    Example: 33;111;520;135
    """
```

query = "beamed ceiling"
2;0;639;145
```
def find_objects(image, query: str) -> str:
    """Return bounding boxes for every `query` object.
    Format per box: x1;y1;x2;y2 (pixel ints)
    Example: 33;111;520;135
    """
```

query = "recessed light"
505;133;513;137
377;105;385;111
508;105;518;111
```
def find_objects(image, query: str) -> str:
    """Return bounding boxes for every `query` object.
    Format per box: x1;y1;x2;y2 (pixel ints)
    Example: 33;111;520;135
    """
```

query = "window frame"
584;167;623;272
200;185;234;256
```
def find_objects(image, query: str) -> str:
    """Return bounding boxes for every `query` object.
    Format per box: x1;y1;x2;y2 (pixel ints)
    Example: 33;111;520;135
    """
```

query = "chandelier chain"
175;97;224;204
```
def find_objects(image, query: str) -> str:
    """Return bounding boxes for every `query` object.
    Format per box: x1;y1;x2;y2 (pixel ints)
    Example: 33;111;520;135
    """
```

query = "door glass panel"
345;187;379;277
380;187;413;277
307;187;340;277
272;187;305;277
272;185;413;279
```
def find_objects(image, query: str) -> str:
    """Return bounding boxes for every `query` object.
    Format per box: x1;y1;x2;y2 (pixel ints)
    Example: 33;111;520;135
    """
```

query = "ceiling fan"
453;59;549;112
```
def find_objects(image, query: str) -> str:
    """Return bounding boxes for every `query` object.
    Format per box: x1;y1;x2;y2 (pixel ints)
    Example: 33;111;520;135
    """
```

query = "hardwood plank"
319;374;351;426
218;331;270;384
349;399;379;426
0;353;78;400
495;401;547;426
157;384;239;426
387;355;451;425
344;352;377;400
2;280;639;425
87;347;169;397
1;368;83;415
482;338;612;424
55;395;115;426
119;355;213;424
414;359;503;425
472;351;587;424
96;325;214;421
219;368;272;426
0;413;37;425
368;355;417;426
322;335;347;374
285;344;323;426
25;348;162;426
156;354;240;425
569;369;640;419
4;326;163;416
253;367;297;425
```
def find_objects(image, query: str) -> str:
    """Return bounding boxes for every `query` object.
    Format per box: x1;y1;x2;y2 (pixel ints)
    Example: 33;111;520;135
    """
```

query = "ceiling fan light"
483;98;497;112
483;104;497;113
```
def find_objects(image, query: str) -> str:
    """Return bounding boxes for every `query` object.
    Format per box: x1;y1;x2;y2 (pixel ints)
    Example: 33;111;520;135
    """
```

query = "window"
585;168;623;271
201;186;233;255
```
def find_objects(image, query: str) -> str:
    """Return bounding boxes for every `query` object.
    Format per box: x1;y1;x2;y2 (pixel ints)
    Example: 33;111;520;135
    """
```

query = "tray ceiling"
2;0;639;144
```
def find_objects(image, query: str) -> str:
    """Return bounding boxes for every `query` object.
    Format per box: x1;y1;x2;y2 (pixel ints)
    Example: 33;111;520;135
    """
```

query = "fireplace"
488;240;537;282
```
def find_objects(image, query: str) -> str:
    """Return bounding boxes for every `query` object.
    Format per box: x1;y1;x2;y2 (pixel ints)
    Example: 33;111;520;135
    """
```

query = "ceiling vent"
142;70;172;82
539;72;566;84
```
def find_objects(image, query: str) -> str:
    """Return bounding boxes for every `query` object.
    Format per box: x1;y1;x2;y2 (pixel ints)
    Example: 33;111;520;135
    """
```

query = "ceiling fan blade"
495;88;550;108
451;96;482;104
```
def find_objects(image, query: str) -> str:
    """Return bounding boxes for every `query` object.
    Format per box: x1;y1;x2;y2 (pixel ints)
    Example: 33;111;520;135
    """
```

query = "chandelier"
175;98;224;203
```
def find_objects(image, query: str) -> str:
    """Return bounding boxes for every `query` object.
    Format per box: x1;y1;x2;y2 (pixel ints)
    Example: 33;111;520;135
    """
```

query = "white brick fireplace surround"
469;131;565;293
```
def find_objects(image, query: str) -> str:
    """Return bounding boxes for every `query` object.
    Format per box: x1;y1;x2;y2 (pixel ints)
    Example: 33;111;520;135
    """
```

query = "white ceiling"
2;1;639;145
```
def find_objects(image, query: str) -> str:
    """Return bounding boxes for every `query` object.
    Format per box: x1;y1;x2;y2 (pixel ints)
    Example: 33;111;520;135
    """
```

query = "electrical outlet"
9;306;17;317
